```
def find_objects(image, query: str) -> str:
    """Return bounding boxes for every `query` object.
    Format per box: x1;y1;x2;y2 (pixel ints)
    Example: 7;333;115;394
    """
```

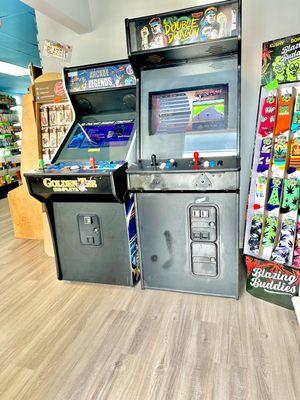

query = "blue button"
209;160;216;167
165;161;172;169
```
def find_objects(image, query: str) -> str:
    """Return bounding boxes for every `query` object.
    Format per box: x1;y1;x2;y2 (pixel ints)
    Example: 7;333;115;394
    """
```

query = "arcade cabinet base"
51;201;136;286
135;192;239;298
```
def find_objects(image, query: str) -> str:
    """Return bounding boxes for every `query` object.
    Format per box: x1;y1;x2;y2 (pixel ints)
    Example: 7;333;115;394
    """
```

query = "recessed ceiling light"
0;61;29;76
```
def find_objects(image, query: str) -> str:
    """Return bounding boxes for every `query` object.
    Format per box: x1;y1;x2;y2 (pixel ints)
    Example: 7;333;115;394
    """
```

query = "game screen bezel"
149;84;229;136
67;120;135;150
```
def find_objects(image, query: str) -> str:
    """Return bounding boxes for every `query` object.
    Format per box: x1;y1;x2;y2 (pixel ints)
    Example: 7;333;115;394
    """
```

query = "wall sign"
43;39;72;62
246;256;300;309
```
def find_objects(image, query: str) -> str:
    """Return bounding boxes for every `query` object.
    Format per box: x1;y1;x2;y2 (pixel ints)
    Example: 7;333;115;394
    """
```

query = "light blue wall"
0;0;41;94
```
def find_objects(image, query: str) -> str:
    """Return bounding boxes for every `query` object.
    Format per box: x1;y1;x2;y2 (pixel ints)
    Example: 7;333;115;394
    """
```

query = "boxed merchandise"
57;104;65;125
64;104;72;125
57;126;65;146
41;127;50;148
40;105;49;127
49;127;57;148
49;105;57;126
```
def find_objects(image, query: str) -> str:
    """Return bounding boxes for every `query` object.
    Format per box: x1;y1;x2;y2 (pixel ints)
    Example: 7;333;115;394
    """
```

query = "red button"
193;151;199;164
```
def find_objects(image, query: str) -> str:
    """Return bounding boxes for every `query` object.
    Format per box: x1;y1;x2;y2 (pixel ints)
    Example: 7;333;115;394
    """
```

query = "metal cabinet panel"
135;192;239;298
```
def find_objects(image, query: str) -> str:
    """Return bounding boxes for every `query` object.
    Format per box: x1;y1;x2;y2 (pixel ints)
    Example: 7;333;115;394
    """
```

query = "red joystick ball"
89;157;96;169
193;151;199;165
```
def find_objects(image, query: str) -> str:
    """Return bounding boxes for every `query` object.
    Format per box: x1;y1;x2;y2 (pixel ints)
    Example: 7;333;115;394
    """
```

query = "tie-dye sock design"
275;94;294;136
262;216;278;248
272;131;289;173
271;218;297;266
257;137;273;173
258;95;277;137
288;131;300;171
248;214;263;254
291;93;300;132
280;179;300;214
293;220;300;268
266;178;283;212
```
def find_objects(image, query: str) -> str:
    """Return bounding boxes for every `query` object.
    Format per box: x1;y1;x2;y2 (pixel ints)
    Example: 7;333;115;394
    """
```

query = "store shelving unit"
0;93;21;198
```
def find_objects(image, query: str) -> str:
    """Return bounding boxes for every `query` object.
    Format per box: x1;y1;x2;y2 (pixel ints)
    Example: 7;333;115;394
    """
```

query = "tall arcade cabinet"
126;1;241;298
244;34;300;309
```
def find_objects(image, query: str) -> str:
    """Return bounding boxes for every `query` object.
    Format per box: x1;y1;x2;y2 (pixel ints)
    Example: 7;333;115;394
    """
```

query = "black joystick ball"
151;154;157;166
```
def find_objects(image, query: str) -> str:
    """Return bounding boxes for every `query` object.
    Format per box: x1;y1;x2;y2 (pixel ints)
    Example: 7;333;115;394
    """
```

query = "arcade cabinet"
125;1;241;297
25;60;140;286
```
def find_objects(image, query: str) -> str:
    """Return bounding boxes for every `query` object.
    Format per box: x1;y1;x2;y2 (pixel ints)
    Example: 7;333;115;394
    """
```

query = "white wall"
35;0;300;243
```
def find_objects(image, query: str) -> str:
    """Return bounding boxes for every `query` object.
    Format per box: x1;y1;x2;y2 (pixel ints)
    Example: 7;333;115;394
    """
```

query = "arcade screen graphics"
67;121;134;149
132;3;238;51
150;85;228;135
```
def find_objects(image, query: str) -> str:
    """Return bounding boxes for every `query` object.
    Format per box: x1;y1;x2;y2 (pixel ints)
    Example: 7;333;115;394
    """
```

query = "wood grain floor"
0;198;299;400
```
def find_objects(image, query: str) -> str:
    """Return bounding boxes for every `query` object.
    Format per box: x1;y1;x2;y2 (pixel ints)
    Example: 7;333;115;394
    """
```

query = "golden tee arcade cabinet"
25;60;140;286
125;1;241;297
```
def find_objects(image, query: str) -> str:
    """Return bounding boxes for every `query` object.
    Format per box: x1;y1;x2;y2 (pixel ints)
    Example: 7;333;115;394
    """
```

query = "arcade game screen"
67;120;134;149
150;85;228;135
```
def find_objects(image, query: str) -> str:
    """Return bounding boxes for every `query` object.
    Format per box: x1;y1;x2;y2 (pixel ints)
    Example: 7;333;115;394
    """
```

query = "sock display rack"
40;102;72;164
244;33;300;309
0;93;21;198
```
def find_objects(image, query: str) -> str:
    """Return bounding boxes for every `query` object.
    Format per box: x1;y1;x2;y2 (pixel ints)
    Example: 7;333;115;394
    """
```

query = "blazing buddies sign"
262;33;300;85
245;256;300;309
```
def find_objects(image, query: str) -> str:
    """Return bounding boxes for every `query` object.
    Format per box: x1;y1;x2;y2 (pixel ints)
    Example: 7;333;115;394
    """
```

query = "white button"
169;158;175;164
204;161;209;168
159;162;166;169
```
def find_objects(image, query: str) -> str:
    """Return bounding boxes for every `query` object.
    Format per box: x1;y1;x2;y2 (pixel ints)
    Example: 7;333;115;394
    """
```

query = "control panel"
154;156;224;171
127;154;239;192
189;205;218;277
41;160;124;174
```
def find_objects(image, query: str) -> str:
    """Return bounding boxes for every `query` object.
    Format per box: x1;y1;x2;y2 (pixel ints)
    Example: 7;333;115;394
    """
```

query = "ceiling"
0;0;41;94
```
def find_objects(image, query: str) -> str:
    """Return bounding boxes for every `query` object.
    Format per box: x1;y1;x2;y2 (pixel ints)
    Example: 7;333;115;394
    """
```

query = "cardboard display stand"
244;34;300;310
8;72;71;257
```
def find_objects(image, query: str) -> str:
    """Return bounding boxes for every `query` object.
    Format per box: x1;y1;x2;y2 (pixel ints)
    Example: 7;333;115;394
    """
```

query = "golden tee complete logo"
43;177;97;192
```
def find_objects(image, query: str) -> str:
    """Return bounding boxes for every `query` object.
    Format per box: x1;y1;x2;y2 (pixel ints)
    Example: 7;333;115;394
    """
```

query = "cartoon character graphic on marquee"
140;7;229;50
199;7;228;41
140;17;168;50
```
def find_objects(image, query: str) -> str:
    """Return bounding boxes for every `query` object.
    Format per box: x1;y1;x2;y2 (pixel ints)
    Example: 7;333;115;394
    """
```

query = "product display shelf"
0;93;21;195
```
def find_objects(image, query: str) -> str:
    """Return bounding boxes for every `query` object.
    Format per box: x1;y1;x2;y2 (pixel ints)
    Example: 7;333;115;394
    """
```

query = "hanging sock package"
274;94;294;136
258;95;277;137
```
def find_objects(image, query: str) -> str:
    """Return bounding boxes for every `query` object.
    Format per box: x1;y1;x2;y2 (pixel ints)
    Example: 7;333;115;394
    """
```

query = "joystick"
151;154;158;166
89;157;96;169
38;159;45;170
193;151;199;165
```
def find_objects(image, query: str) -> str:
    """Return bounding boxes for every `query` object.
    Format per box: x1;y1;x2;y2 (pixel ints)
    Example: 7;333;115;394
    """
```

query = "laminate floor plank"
0;198;299;400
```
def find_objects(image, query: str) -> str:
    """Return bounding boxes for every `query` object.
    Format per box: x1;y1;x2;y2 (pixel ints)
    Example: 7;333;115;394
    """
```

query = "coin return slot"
191;242;218;277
